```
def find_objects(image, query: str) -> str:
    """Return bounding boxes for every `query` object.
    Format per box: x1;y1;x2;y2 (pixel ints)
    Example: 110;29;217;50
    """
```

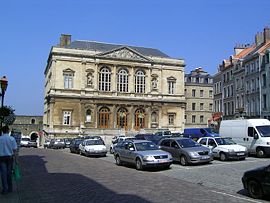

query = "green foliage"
0;106;16;126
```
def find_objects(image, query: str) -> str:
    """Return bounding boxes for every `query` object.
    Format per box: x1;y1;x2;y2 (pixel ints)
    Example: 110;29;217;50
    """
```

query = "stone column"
111;65;117;92
130;105;134;130
94;104;98;128
130;67;135;93
111;105;116;128
145;106;151;128
146;68;151;94
51;59;57;89
94;63;99;91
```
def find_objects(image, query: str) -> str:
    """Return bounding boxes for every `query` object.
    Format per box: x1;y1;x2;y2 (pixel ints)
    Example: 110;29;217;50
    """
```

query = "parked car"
114;140;172;170
48;139;65;149
110;136;135;154
79;139;107;156
183;128;219;141
135;133;163;145
242;164;270;199
83;136;105;144
28;140;38;148
220;119;270;158
70;138;84;154
64;138;72;148
20;137;31;147
158;137;213;166
154;130;172;136
43;140;51;148
197;137;248;161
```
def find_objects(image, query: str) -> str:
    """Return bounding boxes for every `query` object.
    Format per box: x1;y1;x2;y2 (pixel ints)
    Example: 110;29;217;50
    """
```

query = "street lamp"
0;76;8;132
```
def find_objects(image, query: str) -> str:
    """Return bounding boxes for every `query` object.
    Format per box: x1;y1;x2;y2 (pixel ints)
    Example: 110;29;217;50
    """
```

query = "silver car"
158;137;213;166
114;140;172;170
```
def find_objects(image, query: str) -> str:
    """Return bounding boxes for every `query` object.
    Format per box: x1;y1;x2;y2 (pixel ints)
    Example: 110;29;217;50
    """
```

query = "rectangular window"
192;115;196;123
200;90;203;97
192;89;196;97
168;81;175;94
200;115;204;123
209;103;213;111
63;111;71;125
209;90;213;98
263;94;267;109
199;78;204;83
262;74;266;87
64;73;73;89
200;103;204;110
168;114;175;125
192;103;196;111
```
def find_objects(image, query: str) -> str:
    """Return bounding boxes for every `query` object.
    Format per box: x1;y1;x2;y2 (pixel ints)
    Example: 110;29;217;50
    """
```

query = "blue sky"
0;0;270;115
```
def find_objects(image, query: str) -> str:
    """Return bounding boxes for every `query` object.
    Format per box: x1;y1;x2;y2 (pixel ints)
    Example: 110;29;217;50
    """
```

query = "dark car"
158;137;213;166
135;133;162;145
70;138;84;154
64;138;72;148
242;164;270;199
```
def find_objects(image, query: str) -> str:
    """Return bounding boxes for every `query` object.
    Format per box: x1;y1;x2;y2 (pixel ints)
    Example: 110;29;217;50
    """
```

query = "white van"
219;119;270;157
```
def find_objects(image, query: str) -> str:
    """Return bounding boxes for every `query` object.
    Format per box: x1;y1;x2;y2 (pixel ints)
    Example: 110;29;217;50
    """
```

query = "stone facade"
43;35;186;138
184;68;213;128
213;27;270;120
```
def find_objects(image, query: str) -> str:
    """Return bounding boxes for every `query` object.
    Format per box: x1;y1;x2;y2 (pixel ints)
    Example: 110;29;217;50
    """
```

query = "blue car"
183;128;219;141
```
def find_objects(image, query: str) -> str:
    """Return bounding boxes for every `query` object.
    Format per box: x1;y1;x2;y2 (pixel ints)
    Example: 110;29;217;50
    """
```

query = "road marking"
210;190;262;203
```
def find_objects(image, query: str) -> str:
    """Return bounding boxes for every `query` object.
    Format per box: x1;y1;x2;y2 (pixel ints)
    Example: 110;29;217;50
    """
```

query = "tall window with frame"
167;77;176;95
63;111;72;125
117;108;128;129
134;109;145;130
135;70;145;93
63;71;74;89
99;107;110;128
168;114;175;125
99;67;111;91
117;69;129;92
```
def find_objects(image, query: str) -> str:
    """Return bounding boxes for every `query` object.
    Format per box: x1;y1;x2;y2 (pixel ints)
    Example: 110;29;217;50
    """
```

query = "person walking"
0;125;17;195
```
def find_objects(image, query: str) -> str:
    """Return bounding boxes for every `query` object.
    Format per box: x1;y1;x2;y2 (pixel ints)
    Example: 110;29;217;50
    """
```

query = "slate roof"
60;40;170;58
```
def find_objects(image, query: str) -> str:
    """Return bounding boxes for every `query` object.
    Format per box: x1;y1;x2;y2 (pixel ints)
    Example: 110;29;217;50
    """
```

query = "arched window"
117;108;128;129
134;109;145;130
117;69;129;92
99;107;110;128
99;67;111;91
135;70;145;93
86;109;91;122
31;118;36;124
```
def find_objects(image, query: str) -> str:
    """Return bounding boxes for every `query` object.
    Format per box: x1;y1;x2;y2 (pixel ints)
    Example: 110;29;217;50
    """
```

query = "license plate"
201;156;209;160
158;159;167;163
237;153;245;156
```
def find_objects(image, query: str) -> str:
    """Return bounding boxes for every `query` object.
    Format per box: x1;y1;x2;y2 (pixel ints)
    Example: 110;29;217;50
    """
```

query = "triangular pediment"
97;46;152;62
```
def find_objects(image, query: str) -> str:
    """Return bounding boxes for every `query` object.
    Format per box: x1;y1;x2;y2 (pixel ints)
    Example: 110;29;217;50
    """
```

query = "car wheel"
135;158;143;170
180;155;188;166
115;155;122;166
110;147;113;154
247;180;263;199
220;152;227;161
256;148;265;158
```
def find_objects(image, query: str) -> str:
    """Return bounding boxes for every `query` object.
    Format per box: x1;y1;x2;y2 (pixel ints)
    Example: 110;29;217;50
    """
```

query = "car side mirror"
254;134;259;139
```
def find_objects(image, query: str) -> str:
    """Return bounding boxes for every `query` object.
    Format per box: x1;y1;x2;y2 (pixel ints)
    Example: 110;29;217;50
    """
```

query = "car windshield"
256;125;270;137
86;139;104;145
22;138;30;141
177;139;201;148
56;139;63;142
215;138;236;145
135;142;159;151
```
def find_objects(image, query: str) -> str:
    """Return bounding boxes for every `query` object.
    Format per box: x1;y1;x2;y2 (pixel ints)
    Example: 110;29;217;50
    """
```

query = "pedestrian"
0;125;17;195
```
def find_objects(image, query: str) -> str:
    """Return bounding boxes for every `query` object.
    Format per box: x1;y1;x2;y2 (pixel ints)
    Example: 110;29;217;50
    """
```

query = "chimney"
234;44;245;55
255;32;264;46
264;27;270;43
60;34;71;47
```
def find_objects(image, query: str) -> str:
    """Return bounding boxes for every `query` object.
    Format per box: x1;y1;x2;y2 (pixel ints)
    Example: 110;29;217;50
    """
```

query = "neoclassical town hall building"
43;34;186;137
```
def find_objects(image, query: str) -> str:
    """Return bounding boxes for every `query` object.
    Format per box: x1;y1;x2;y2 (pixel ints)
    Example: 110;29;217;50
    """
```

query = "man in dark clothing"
0;126;17;194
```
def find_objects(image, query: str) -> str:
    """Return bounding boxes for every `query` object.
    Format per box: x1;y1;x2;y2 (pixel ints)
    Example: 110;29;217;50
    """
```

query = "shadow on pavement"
17;155;152;203
237;189;270;202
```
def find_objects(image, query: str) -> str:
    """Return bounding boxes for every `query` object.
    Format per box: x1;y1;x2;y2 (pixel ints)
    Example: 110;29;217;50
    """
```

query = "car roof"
161;137;190;141
126;140;152;144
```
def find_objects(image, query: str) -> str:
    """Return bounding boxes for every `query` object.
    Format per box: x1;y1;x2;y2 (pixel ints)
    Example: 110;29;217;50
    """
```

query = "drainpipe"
259;54;262;118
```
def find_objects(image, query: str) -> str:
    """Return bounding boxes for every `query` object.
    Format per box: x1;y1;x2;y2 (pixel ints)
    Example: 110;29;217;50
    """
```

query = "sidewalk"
0;179;20;203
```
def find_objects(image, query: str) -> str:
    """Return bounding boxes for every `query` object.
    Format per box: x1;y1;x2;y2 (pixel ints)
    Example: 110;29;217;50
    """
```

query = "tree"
0;106;16;126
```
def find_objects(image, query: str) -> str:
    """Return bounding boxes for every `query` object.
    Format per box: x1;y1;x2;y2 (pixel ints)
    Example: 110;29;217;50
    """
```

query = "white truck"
219;119;270;157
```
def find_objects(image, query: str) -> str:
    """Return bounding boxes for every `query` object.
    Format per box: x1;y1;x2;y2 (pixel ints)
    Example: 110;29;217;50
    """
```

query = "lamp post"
0;76;8;132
